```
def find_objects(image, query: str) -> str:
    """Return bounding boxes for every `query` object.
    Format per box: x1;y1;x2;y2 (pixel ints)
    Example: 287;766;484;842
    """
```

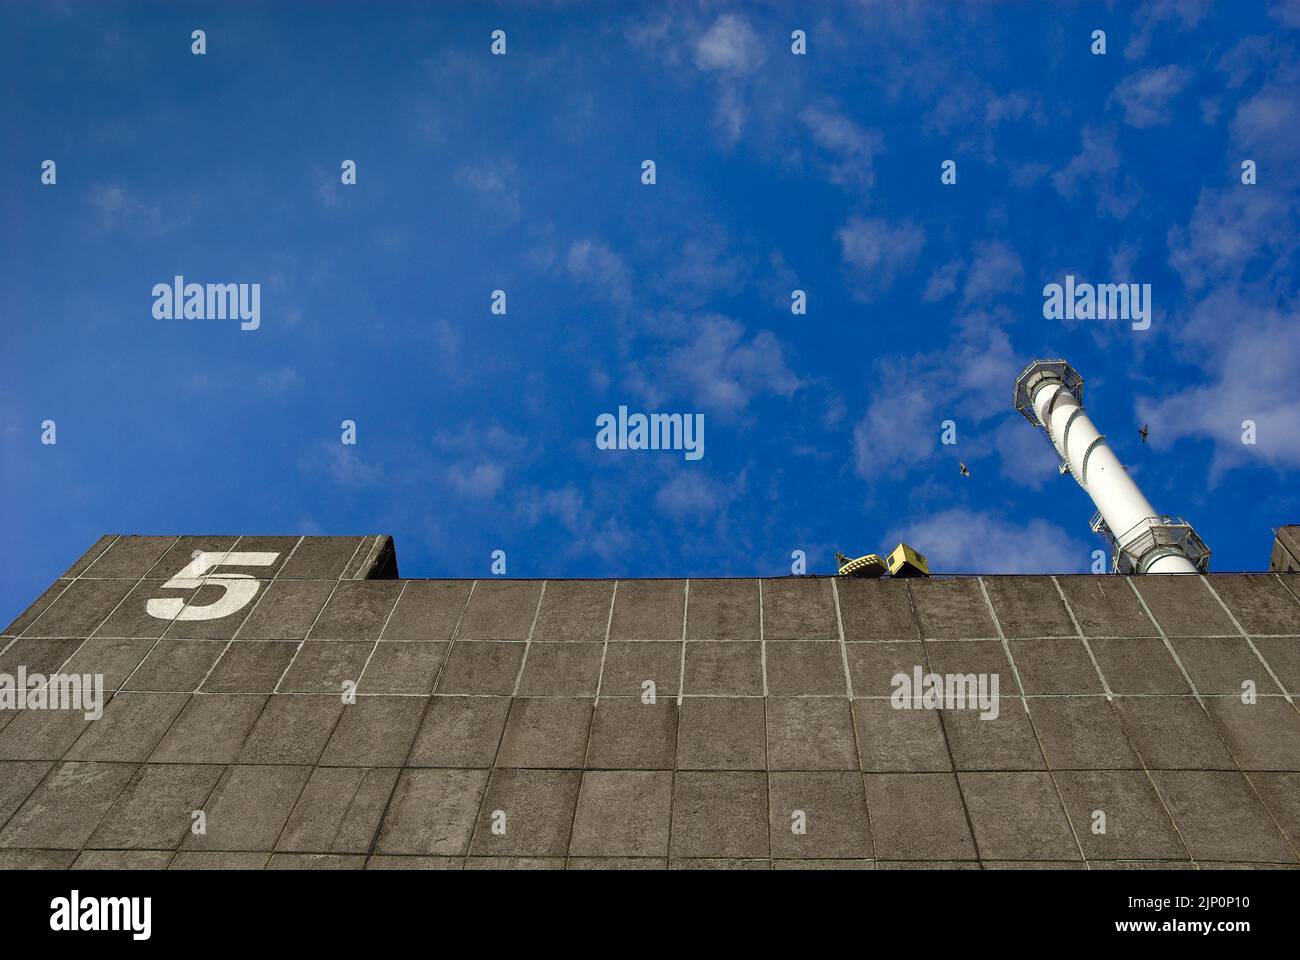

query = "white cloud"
1109;241;1141;280
445;461;506;499
1154;51;1300;481
1167;187;1296;289
1125;0;1212;60
309;442;382;488
566;239;632;305
1136;291;1300;476
852;382;935;472
1167;74;1300;290
625;13;675;59
994;417;1059;491
512;484;638;566
918;241;1023;306
1216;36;1284;90
1009;161;1050;188
837;216;925;300
887;508;1090;574
1230;81;1300;168
984;90;1040;126
660;228;752;304
712;85;747;144
799;103;884;191
1271;0;1300;28
654;470;742;523
456;161;521;223
257;367;304;396
1052;125;1140;220
435;424;529;499
626;314;801;419
435;424;528;459
516;485;588;534
923;261;962;302
962;241;1025;304
88;184;184;236
629;9;795;149
1111;65;1191;127
852;318;1019;478
926;85;1045;159
693;13;764;74
315;168;344;209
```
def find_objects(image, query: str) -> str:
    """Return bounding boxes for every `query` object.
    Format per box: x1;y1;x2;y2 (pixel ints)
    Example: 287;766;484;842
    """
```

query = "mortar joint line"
511;580;548;698
593;580;618;706
362;580;476;861
675;581;689;706
0;537;171;842
977;577;1090;868
1124;579;1203;702
269;537;367;696
1122;578;1295;864
1198;575;1293;705
830;578;854;700
757;579;767;699
354;579;410;694
911;588;983;865
192;535;309;696
1050;576;1115;701
1190;578;1300;862
1269;571;1300;605
262;541;371;851
10;534;116;639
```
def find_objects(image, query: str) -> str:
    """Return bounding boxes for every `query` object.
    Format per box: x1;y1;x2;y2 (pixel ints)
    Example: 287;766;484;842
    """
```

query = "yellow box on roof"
886;543;930;577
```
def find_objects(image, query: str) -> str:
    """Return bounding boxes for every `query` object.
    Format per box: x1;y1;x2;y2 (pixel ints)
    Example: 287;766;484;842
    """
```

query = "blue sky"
3;0;1300;623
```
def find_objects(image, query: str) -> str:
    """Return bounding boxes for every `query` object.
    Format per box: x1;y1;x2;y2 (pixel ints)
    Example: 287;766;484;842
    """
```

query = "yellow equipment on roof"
834;552;886;578
886;542;930;578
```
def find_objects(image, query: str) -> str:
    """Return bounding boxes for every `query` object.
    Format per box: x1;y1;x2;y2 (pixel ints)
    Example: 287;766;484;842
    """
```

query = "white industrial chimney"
1013;359;1209;574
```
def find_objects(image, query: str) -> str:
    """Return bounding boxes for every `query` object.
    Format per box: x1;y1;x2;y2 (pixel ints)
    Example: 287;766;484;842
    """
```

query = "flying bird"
1139;424;1148;444
959;462;970;478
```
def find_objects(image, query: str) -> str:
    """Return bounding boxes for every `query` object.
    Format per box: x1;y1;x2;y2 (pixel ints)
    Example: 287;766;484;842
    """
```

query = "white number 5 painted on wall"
146;551;280;621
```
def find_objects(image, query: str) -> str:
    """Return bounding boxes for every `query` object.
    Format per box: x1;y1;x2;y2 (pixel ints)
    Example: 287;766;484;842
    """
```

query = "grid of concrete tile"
2;535;1300;869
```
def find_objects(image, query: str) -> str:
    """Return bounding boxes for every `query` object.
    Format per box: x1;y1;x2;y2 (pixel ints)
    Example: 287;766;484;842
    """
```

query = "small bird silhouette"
1139;424;1149;444
959;462;970;478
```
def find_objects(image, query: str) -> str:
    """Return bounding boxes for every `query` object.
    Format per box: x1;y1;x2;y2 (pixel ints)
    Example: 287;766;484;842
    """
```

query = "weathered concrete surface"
1272;526;1300;574
1;536;1298;870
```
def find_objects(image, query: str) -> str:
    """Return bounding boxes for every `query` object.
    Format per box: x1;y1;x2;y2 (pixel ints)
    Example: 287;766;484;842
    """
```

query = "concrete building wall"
1;535;1298;869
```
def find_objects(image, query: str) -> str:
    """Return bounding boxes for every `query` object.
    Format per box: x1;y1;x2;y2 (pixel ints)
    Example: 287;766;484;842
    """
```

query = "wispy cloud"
851;315;1018;478
566;238;633;306
1271;0;1300;28
257;367;304;396
993;418;1059;491
1137;290;1300;477
837;216;926;300
445;461;506;499
87;184;190;237
307;441;383;488
654;469;745;523
435;424;530;501
1111;65;1192;127
626;314;801;419
1052;125;1141;220
888;508;1090;574
693;13;765;74
456;161;522;224
799;103;884;192
924;241;1025;306
658;226;753;306
1168;187;1295;289
1126;0;1212;60
963;241;1025;304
